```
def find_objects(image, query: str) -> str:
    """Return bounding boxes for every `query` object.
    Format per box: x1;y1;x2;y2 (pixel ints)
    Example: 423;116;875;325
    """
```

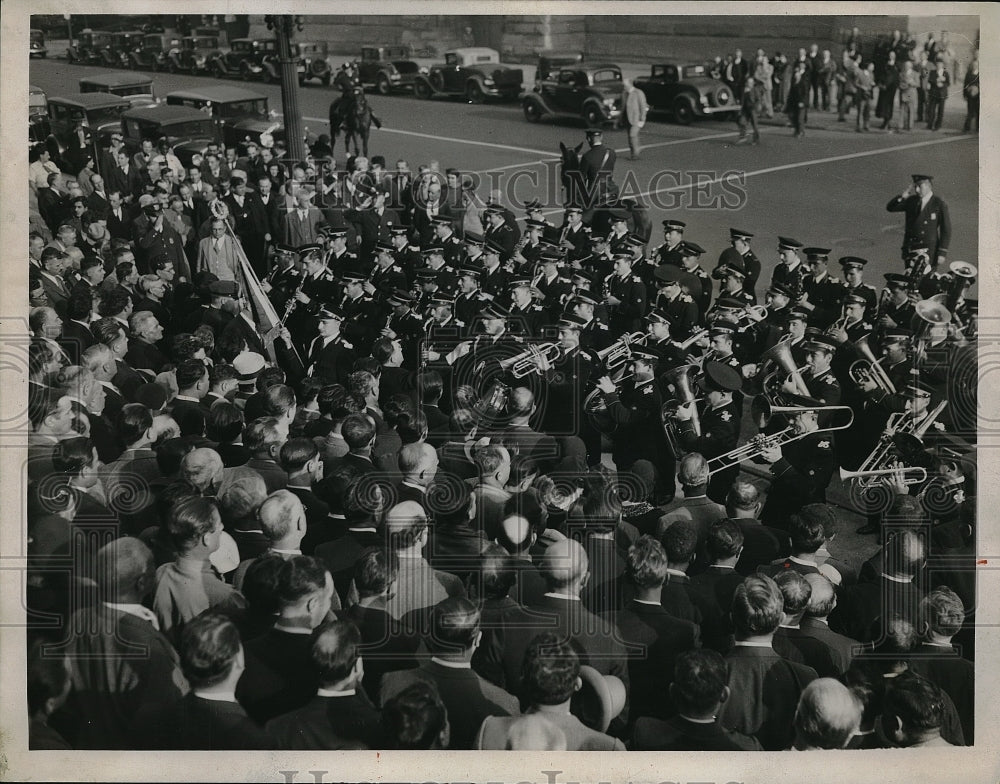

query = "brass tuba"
762;336;811;397
660;364;702;459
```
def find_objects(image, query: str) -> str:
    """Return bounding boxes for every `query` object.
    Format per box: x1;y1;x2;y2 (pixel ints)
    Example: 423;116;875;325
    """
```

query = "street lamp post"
265;15;306;162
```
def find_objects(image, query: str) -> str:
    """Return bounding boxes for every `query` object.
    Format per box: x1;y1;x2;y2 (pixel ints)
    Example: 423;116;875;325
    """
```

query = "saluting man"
886;173;951;268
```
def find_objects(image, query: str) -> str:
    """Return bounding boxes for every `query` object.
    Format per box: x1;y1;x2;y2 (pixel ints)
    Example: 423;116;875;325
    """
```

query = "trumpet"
497;342;562;378
707;396;855;475
675;328;709;351
737;304;769;327
849;335;896;394
839;465;928;488
595;332;646;371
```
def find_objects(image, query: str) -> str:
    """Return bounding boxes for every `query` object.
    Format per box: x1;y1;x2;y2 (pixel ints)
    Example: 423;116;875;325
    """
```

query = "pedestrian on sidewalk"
898;60;920;131
962;57;979;133
737;76;762;144
622;78;649;161
855;61;876;132
786;62;809;138
926;58;950;131
754;51;774;118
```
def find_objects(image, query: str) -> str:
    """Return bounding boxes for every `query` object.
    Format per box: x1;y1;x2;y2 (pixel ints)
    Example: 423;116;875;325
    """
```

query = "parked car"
79;73;156;108
66;29;113;66
30;28;48;59
207;38;305;83
29;85;48;143
535;51;584;82
296;41;333;86
522;63;624;126
42;93;130;168
103;30;145;68
163;35;220;74
355;45;423;94
129;33;181;70
164;86;317;154
634;63;736;124
413;47;523;103
120;104;216;168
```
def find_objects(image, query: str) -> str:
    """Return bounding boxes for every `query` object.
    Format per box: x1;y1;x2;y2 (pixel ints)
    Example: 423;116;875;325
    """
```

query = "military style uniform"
801;272;844;329
880;298;916;331
605;272;648;336
535;272;573;321
484;221;517;259
602;377;664;470
677;398;741;503
307;333;356;384
509;302;546;338
546;345;600;461
760;432;838;530
801;367;842;405
394;244;424;284
388;308;426;370
480;266;511;301
654;241;685;267
455;290;489;336
340;293;381;354
579;316;613;352
607;229;631;257
438;233;465;267
740;249;762;298
369;263;408;299
326;249;358;280
427;265;459;295
771;261;806;299
662;293;699;340
682;264;713;317
843;282;879;321
289;268;339;350
264;264;303;315
561;223;592;263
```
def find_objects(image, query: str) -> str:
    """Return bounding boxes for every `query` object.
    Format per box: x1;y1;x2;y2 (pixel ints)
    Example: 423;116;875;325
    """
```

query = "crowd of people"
24;66;978;754
711;28;980;140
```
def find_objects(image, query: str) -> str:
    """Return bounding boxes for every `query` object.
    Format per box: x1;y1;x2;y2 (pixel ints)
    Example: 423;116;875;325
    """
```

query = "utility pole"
264;15;306;161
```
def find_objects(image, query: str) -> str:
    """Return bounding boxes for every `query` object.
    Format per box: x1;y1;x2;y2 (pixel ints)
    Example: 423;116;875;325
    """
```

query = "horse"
558;140;633;239
329;87;373;159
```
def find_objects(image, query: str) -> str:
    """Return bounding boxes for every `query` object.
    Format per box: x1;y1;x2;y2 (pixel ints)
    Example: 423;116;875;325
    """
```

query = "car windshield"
215;99;268;119
86;106;127;126
592;69;622;84
111;85;154;98
193;37;218;49
159;119;214;138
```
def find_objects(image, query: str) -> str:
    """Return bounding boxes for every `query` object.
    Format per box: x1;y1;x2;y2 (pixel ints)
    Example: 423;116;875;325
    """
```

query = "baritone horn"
839;465;928;488
761;336;811;397
849;335;896;394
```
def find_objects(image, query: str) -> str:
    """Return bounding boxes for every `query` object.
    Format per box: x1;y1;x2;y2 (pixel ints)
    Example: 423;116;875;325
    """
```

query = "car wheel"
414;80;431;100
583;104;603;127
523;101;542;123
672;96;695;125
466;81;485;104
376;74;391;96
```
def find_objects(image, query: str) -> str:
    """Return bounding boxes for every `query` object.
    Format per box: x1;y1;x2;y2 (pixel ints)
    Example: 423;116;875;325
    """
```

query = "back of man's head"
275;554;328;608
386;500;428;552
166;495;220;555
539;538;588;593
883;529;925;578
342;413;376;451
258;489;303;544
803;573;837;618
725;480;760;517
496;514;532;555
920;586;965;639
478;542;517;601
355;547;398;600
883;671;945;744
508;387;534;419
775;570;812;618
521;633;580;707
671;649;730;717
311;619;361;686
179;612;241;690
96;536;153;601
382;681;449;750
731;574;784;638
789;510;826;554
678;453;709;488
399;442;435;478
660;520;699;565
705;520;744;563
429;596;481;654
216;466;268;525
279;437;319;475
794;678;863;749
627;535;669;590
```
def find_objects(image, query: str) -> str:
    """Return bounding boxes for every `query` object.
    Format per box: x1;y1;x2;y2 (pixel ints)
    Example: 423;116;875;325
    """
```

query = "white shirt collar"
401;480;427;493
193;690;237;703
544;592;581;601
881;572;913;584
665;568;688;578
788;555;818;566
634;598;661;606
679;714;717;724
317;687;357;697
430;657;472;669
734;640;773;648
103;601;160;630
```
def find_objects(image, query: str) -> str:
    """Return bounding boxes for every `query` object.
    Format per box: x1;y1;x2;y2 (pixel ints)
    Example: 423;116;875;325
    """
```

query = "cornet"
737;304;768;327
839;465;928;488
595;332;646;371
497;342;562;378
675;328;709;351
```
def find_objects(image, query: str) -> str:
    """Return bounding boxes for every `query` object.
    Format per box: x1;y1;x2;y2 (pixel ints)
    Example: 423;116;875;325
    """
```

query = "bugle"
497;342;562;379
839;465;927;488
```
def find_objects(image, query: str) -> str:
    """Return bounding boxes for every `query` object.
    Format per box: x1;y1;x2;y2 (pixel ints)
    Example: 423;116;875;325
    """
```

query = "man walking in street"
737;76;762;145
623;79;649;161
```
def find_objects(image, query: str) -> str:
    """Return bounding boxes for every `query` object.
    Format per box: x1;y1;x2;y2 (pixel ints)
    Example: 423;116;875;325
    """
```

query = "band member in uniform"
758;394;839;529
771;236;807;299
323;227;358;278
463;231;487;267
798;247;843;329
567;293;612;353
653;265;699;340
421;245;458;294
288;244;339;352
534;252;572;323
596;348;665;472
523;199;554;229
483;204;517;260
559;205;592;264
603;253;648;337
261;243;302;314
715;227;761;299
714;257;757;307
455;266;488;337
391;225;422;284
827;293;874;349
672;361;743;503
625;234;655;289
784;306;811;367
794;333;842;405
383;289;425;370
367;239;408;302
654;219;686;267
859;328;914;413
878;273;917;331
508;278;546;337
340;269;381;355
547;313;600;462
838;256;878;321
306;306;356;384
678;241;713;317
707;320;743;373
512;218;546;275
607;210;631;256
645;308;686;367
479;240;511;301
433;216;465;267
586;235;615;281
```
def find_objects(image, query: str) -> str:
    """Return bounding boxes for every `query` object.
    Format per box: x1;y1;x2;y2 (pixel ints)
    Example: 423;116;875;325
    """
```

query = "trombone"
849;335;896;394
497;342;562;378
839;465;927;488
706;395;855;475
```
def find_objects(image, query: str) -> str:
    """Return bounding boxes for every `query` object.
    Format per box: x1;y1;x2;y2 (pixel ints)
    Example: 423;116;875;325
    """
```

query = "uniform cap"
629;348;659;363
768;282;794;299
911;174;933;183
415;268;439;282
564;205;583;215
838;256;868;270
459;265;482;279
626;234;646;249
681;241;706;257
905;376;935;396
428;294;454;308
387;289;415;306
464;231;485;246
322;227;348;239
729;227;754;240
274;243;297;255
715;296;745;310
558;313;589;330
662;219;687;231
802;334;838;353
422;244;445;256
883;327;913;344
232;351;267;379
569;293;599;308
317;306;345;321
720;257;747;277
523;198;544;211
431;215;454;227
483;239;506;256
709;319;739;336
525;218;547;230
571;270;592;285
786;307;810;322
884;273;910;287
208;280;239;297
390;226;409;236
609;209;629;222
484;203;505;216
584;127;604;136
375;239;395;253
645;308;671;325
842;292;867;306
699;361;743;393
481;302;510;320
341;270;367;283
803;247;831;262
777;236;804;251
298;243;323;258
654;265;684;285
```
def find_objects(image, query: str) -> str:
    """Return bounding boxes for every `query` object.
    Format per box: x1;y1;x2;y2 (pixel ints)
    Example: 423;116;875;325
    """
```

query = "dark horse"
329;87;374;159
558;141;645;240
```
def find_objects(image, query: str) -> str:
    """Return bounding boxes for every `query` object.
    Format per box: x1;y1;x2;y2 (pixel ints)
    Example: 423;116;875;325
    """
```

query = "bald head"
794;678;863;750
398;442;438;484
181;448;224;492
540;538;589;594
804;573;837;618
499;514;532;554
508;387;535;419
96;537;154;602
259;489;305;547
387;500;429;552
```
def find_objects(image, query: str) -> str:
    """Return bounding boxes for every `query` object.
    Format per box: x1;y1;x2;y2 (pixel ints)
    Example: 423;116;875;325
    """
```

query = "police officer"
340;269;381;355
654;219;686;267
508;277;546;337
672;360;743;503
603;253;648;336
678;241;713;317
772;236;807;299
653;265;699;340
799;247;843;329
480;240;511;301
838;256;878;321
758;395;839;529
596;347;664;471
455;265;488;336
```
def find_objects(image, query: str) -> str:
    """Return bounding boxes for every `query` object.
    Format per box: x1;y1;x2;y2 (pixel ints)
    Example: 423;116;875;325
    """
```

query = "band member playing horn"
546;313;601;465
603;252;648;336
653;265;699;339
508;277;547;338
758;394;839;529
713;258;756;308
677;241;713;317
644;308;686;367
794;334;842;405
533;251;573;324
858;328;914;412
672;361;743;504
826;293;873;347
877;273;917;332
653;218;686;267
798;247;843;329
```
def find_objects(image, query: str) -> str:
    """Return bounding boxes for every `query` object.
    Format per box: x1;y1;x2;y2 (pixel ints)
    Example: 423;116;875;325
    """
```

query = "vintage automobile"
29;85;48;143
120;104;216;168
634;63;736;124
66;29;113;66
30;28;48;59
208;38;306;83
42;93;130;167
164;86;317;153
102;30;145;68
413;47;523;103
535;51;584;83
79;73;157;108
296;41;333;86
163;35;221;75
522;63;624;126
129;32;182;70
355;45;423;95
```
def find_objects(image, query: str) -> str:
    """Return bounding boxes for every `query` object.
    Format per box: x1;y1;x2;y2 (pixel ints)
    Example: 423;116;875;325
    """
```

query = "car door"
358;48;377;83
557;69;585;113
441;52;462;92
